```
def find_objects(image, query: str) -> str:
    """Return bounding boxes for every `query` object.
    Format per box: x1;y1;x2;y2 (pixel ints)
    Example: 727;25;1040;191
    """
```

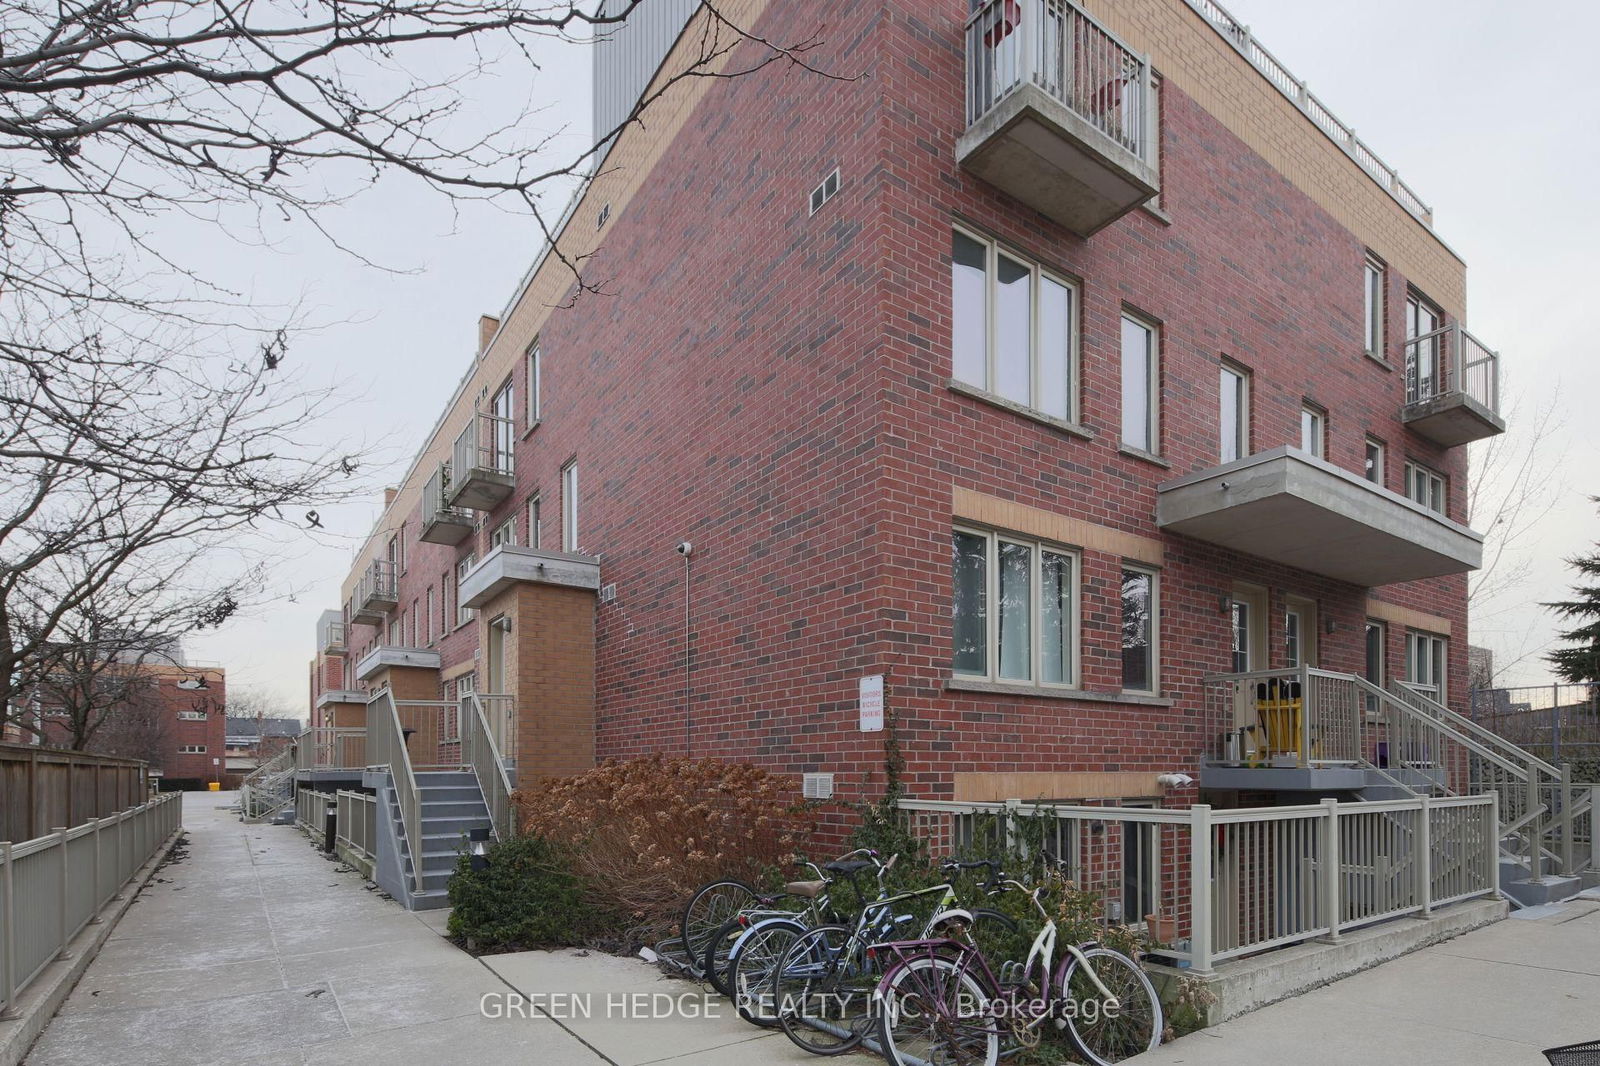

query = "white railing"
0;792;183;1014
423;462;472;523
240;746;296;820
355;558;398;612
311;725;366;769
898;793;1497;974
295;788;336;845
318;617;347;654
965;0;1156;164
1181;0;1434;226
461;693;516;842
366;689;425;896
474;693;517;769
452;409;515;483
336;790;378;865
1404;323;1501;415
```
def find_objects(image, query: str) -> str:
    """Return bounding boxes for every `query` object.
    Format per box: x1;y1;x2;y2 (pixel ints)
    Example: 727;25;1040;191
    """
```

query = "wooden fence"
0;744;148;843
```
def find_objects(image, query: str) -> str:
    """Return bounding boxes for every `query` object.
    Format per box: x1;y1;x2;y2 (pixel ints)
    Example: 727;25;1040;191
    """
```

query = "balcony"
1403;324;1506;446
354;645;441;682
1156;447;1483;587
459;544;601;610
348;558;398;626
958;0;1159;236
318;616;347;656
447;409;515;511
418;462;474;545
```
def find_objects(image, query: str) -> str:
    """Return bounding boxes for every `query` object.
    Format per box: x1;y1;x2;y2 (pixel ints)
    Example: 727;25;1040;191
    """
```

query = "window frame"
1120;564;1161;695
424;586;435;645
526;342;542;427
1364;619;1387;716
561;462;579;552
1218;360;1250;463
455;554;476;627
1364;436;1386;486
1363;254;1386;358
950;225;1081;425
527;494;542;551
1404;460;1447;514
1299;403;1326;459
951;524;1082;690
490;518;516;550
1120;311;1161;455
1405;630;1448;702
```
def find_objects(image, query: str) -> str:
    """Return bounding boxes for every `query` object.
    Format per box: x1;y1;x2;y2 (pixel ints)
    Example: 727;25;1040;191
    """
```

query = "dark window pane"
1122;569;1154;691
952;532;988;675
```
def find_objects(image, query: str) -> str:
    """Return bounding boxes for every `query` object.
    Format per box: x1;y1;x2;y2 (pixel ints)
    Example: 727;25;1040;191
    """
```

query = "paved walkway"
24;792;804;1066
22;792;1600;1064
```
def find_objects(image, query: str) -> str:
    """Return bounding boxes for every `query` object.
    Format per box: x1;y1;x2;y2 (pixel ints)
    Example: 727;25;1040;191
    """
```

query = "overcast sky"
186;0;1600;714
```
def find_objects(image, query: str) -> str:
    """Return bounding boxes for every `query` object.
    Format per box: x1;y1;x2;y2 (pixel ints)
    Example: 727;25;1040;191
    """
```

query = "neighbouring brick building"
312;0;1503;817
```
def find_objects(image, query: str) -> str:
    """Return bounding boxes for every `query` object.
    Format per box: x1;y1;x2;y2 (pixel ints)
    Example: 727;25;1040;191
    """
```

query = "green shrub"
445;834;608;952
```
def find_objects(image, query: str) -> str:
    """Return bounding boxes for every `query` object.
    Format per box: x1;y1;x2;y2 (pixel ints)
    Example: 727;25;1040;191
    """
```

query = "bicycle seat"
822;860;874;875
785;880;827;898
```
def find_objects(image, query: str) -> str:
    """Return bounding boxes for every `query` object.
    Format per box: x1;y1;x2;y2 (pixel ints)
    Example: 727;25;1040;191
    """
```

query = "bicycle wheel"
774;925;879;1055
876;953;999;1066
703;916;744;998
1056;946;1163;1065
730;919;806;1028
680;879;757;977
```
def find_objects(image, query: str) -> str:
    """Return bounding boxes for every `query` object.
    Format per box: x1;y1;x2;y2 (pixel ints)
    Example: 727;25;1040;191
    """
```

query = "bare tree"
1;2;838;725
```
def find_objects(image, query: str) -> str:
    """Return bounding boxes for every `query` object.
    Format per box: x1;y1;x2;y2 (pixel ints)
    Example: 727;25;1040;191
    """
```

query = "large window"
951;229;1078;421
456;555;475;626
526;343;542;425
1120;314;1159;453
491;378;515;471
1219;362;1249;463
1406;293;1442;398
1363;255;1386;357
1405;461;1446;514
1406;630;1447;701
1121;566;1158;693
1300;404;1325;458
952;529;1078;687
490;518;516;550
561;462;579;552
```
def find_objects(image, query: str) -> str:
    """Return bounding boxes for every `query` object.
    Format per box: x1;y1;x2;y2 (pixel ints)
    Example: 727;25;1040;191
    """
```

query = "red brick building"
316;0;1500;814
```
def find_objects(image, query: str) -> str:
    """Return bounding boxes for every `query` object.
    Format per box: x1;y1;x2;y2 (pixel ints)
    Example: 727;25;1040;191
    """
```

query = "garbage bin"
208;781;221;792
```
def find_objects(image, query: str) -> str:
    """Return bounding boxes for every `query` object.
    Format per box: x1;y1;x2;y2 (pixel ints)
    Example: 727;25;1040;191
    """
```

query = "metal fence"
966;0;1155;163
0;791;182;1014
335;790;378;865
295;788;336;846
899;793;1497;974
1403;323;1501;415
1471;684;1600;776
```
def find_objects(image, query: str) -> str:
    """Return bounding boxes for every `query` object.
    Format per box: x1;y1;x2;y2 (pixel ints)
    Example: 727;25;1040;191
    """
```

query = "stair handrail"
1387;680;1563;780
462;692;515;841
367;688;425;895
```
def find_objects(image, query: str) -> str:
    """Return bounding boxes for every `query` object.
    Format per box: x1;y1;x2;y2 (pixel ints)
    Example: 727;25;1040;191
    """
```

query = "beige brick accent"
1082;0;1466;315
953;487;1164;566
1366;599;1452;637
954;771;1163;802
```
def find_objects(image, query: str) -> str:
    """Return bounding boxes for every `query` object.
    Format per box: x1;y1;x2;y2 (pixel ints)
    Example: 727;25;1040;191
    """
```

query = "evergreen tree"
1545;509;1600;683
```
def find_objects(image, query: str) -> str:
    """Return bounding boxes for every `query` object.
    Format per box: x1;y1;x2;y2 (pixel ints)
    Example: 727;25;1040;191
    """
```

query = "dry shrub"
515;754;816;946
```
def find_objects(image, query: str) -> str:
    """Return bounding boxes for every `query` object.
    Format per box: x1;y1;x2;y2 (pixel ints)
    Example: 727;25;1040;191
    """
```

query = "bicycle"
872;863;1162;1066
770;859;1019;1056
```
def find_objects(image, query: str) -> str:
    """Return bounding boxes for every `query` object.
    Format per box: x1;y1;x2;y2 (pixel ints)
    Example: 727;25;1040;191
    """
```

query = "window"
388;619;400;645
1364;620;1386;714
177;711;207;721
1230;600;1252;673
1406;631;1447;701
561;462;579;552
526;343;542;426
491;378;515;471
950;229;1078;422
1363;255;1386;357
440;570;452;635
490;518;516;550
178;744;207;754
1120;313;1159;453
1299;404;1325;458
951;528;1079;687
456;555;476;626
1219;362;1249;463
527;495;542;550
386;534;401;573
406;603;417;647
1405;461;1446;514
1406;293;1442;400
1364;437;1386;485
1121;566;1158;693
425;587;435;644
1285;607;1303;668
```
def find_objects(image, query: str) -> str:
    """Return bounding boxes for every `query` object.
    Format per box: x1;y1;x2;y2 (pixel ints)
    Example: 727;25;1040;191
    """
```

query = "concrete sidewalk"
22;792;806;1066
1147;893;1600;1065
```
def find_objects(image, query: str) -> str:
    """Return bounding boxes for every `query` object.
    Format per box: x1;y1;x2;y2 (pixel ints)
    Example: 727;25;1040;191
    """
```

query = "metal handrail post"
1188;805;1213;975
1318;798;1342;943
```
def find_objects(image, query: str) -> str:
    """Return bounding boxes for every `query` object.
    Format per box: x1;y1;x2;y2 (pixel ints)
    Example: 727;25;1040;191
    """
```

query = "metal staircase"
1207;667;1597;908
240;747;296;821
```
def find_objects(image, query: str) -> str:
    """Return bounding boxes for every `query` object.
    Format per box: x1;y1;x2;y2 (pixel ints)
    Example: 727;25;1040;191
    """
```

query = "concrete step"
420;815;491;836
413;772;477;786
1503;875;1583;908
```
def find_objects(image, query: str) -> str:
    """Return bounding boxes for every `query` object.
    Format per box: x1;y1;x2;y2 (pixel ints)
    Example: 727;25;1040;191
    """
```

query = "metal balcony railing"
452;409;515;483
318;617;347;655
965;0;1156;165
1404;323;1501;415
355;558;398;614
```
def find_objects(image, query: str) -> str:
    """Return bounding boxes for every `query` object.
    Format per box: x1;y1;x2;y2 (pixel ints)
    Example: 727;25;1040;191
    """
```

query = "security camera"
1157;772;1195;789
675;541;693;557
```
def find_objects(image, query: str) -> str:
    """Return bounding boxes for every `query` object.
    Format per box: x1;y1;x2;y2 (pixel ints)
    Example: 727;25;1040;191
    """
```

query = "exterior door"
1406;296;1441;400
1285;596;1319;668
485;618;509;753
